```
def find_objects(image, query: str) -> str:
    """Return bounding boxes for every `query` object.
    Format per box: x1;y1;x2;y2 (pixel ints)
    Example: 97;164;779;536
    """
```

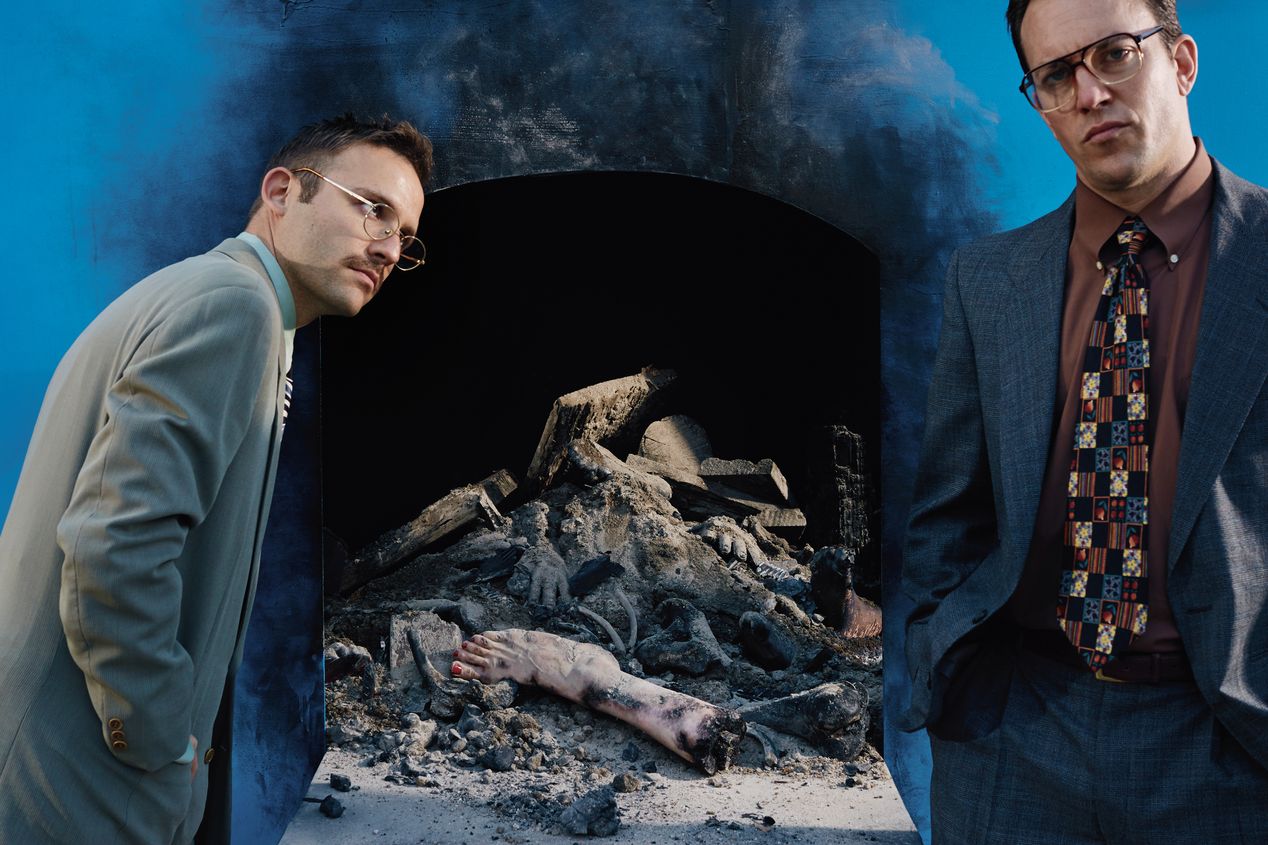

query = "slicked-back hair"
246;113;433;221
1006;0;1182;73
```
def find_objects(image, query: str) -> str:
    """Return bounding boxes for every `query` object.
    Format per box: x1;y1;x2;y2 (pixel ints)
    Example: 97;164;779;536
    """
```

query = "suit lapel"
1169;164;1268;568
210;238;290;428
209;237;290;662
1001;197;1075;543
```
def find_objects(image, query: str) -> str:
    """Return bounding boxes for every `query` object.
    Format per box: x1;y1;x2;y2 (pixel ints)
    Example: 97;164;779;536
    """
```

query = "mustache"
347;259;387;278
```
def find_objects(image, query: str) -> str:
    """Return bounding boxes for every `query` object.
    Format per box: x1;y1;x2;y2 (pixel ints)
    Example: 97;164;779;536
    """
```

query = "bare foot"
453;629;745;774
453;629;618;704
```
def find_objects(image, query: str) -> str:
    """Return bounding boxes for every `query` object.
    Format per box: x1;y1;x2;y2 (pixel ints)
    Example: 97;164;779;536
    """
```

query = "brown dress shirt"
1006;139;1214;654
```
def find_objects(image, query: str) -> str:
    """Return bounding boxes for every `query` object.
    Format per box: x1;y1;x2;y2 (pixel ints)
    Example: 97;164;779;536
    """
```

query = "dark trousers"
929;641;1268;844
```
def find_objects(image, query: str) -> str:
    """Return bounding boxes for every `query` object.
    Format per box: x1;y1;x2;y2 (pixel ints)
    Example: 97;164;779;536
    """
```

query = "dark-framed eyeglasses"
291;166;426;270
1019;25;1166;113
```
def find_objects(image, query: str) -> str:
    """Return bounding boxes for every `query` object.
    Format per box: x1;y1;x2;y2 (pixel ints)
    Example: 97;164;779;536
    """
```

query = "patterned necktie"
1057;215;1151;671
281;371;294;430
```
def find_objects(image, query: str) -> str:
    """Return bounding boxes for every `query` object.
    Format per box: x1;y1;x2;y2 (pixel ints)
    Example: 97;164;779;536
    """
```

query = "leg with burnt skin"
809;546;882;638
453;629;745;774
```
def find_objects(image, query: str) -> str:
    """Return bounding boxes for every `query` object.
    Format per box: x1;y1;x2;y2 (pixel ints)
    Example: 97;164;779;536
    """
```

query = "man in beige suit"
0;114;430;843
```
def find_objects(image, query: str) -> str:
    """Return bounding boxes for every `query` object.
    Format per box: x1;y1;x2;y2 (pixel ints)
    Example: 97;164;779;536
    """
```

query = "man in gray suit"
0;114;430;843
901;0;1268;841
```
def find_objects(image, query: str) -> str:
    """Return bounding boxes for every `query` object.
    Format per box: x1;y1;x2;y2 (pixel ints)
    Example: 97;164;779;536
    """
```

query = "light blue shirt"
236;232;297;371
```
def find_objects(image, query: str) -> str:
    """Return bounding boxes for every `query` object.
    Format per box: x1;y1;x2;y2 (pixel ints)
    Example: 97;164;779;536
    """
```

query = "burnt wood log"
624;453;706;489
525;367;676;496
802;425;879;591
701;478;805;540
751;506;808;540
698;457;791;504
568;552;626;598
625;453;760;522
340;470;517;595
637;414;713;474
559;439;672;500
803;425;872;551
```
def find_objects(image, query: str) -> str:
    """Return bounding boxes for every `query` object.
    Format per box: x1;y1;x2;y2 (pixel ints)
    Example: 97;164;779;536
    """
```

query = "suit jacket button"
110;730;125;742
112;740;128;751
203;748;216;765
108;718;123;731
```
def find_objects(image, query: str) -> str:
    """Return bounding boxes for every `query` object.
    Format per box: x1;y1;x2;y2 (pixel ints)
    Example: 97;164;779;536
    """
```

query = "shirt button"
1096;261;1104;271
1169;254;1179;264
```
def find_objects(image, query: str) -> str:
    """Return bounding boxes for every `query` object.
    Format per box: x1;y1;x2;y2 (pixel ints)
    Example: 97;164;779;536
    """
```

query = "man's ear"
1172;34;1198;96
258;166;296;217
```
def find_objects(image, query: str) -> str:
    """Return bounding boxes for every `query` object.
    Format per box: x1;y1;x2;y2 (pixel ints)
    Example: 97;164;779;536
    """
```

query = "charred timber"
340;470;517;595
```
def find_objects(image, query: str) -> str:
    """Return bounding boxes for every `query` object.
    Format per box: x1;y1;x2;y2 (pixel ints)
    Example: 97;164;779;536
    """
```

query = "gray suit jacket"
900;161;1268;767
0;238;288;843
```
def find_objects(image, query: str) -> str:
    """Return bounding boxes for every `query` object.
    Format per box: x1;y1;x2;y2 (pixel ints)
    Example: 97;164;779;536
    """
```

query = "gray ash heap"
322;368;882;821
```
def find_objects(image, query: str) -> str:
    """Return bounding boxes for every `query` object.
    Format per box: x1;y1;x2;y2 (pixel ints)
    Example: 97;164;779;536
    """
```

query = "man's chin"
323;295;373;319
1078;155;1149;196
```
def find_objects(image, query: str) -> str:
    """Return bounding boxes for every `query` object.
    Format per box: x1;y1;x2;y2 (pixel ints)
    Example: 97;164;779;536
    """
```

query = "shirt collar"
236;231;297;331
1071;137;1214;266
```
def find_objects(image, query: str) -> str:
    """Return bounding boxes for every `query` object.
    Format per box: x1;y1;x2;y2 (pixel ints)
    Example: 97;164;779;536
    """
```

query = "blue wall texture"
3;2;1265;842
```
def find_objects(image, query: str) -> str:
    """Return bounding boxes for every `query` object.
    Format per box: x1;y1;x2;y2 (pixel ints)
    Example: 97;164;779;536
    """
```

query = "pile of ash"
318;368;883;834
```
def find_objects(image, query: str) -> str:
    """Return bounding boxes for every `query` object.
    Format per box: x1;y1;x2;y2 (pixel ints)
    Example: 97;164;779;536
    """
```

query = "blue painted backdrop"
4;2;1265;842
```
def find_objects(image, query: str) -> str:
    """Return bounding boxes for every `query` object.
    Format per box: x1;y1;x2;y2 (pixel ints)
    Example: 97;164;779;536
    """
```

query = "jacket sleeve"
56;284;278;773
901;249;1000;678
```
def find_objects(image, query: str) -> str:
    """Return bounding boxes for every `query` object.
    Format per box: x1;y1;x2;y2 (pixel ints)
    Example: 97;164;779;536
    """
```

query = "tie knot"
1114;215;1149;257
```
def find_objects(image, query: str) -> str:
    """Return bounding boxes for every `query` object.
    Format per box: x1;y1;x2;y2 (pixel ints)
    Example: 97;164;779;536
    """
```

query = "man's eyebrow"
1036;31;1125;70
352;186;391;206
1033;46;1077;70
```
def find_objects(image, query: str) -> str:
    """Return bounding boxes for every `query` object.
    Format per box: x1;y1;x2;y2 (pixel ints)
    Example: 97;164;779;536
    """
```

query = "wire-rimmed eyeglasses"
1020;25;1165;113
292;166;426;270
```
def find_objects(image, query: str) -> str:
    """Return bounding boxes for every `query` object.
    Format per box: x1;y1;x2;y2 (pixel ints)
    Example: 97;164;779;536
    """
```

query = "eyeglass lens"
363;204;400;240
361;205;427;269
1028;34;1144;110
397;237;427;270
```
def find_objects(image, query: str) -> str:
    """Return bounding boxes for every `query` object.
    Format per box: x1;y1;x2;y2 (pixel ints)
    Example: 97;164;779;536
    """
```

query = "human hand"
690;516;767;566
521;542;571;607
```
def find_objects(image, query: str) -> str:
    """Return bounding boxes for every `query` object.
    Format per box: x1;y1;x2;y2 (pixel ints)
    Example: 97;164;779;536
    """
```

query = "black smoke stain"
84;0;1003;823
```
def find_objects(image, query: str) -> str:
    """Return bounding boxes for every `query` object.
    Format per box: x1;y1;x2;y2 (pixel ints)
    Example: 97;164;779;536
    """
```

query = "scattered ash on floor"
318;373;886;838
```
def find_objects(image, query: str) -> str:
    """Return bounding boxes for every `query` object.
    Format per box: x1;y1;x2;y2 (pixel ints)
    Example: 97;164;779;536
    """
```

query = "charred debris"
322;367;882;790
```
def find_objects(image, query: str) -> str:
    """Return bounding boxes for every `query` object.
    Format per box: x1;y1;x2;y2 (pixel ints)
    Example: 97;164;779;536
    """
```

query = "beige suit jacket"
0;238;288;843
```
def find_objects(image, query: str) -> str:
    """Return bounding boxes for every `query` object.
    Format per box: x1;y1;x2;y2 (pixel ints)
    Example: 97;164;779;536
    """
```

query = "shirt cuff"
175;739;196;765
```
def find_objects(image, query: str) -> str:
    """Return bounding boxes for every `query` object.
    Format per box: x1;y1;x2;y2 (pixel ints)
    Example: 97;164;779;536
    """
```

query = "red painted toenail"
451;662;463;675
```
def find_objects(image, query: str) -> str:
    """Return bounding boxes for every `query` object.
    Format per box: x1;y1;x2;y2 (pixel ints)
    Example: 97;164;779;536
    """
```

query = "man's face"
1020;0;1195;201
273;142;425;321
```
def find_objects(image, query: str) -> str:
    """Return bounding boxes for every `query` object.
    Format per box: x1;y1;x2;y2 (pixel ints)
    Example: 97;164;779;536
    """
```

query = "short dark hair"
247;113;434;220
1005;0;1182;73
